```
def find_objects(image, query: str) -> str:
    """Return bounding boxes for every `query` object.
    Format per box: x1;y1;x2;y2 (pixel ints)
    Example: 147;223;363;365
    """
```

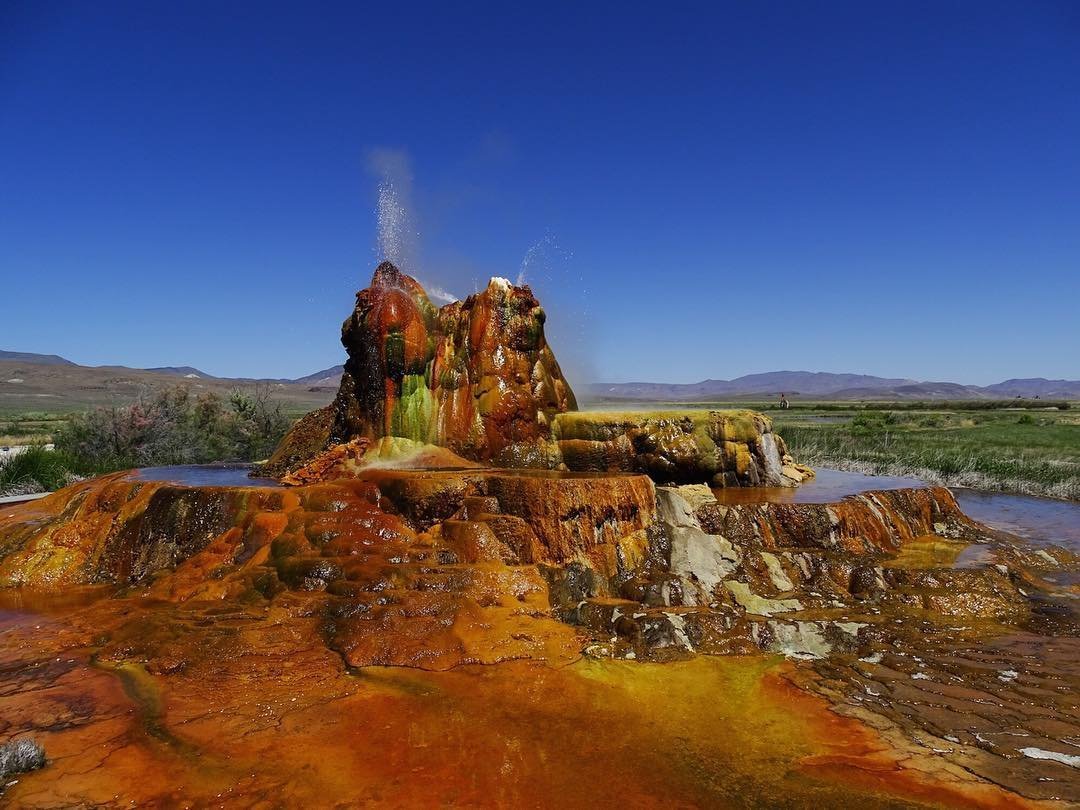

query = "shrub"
849;412;887;435
54;385;292;472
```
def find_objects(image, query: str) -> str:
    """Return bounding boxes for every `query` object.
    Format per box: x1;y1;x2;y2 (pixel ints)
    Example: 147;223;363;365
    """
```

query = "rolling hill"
290;365;345;387
0;350;77;367
2;350;1076;411
581;371;1080;402
0;353;339;413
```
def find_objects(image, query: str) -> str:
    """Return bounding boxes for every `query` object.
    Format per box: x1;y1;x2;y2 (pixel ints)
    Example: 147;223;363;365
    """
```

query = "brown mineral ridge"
0;469;651;669
0;591;1035;809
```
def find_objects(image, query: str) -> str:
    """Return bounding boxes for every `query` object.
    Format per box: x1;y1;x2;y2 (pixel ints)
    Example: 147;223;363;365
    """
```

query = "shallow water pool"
132;463;281;487
712;467;928;505
952;488;1080;553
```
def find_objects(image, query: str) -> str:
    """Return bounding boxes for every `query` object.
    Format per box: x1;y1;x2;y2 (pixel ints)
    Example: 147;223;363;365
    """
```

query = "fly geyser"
264;262;808;488
0;261;1077;807
263;262;577;477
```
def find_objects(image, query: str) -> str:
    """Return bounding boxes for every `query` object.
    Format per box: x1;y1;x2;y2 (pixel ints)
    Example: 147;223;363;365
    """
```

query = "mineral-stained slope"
264;263;577;477
1;464;1077;803
262;264;812;489
1;468;1064;667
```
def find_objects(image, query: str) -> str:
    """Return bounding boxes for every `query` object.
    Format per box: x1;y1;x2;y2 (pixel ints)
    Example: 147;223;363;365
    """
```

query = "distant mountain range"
290;365;346;386
140;363;348;386
583;371;1080;401
2;351;1077;406
0;351;76;367
0;351;344;387
144;366;209;379
0;351;339;412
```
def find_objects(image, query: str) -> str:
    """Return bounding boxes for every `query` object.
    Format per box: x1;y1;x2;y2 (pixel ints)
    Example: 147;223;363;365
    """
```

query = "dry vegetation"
0;386;294;496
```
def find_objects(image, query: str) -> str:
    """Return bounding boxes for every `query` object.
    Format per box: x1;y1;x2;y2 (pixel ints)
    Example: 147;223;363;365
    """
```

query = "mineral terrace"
0;265;1077;807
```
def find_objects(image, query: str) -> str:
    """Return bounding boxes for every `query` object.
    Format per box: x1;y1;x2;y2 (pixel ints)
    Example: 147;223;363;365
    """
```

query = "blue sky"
2;2;1078;385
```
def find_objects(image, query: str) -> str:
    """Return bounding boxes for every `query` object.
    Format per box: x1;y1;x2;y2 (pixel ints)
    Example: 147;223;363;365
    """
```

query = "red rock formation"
265;263;577;477
279;437;371;486
697;486;982;555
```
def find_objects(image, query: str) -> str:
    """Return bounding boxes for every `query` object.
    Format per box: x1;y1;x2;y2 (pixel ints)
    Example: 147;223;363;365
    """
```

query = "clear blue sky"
2;1;1078;385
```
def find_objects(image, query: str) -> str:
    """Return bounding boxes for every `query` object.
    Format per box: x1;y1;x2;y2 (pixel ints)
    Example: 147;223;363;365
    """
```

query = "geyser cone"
264;263;577;477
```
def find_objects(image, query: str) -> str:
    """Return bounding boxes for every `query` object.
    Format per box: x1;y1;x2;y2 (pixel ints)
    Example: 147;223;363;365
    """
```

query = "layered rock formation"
2;457;1078;801
263;263;577;477
3;468;1059;652
262;265;814;491
551;410;813;486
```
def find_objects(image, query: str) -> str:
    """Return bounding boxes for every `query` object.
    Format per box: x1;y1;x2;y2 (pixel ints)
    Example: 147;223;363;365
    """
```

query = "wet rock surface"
264;263;577;477
553;409;814;487
0;467;1077;805
794;626;1080;803
5;595;1031;809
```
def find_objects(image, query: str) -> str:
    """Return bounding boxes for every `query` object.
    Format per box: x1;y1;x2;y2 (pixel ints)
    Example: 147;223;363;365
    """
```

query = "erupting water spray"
517;233;572;287
376;178;409;270
513;232;593;391
369;151;459;302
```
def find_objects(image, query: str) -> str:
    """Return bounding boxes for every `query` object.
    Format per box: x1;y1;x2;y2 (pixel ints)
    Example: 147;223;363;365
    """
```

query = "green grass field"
0;411;68;446
770;406;1080;500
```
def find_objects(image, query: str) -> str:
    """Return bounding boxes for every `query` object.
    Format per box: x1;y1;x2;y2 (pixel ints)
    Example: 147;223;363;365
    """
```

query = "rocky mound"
263;263;576;477
262;264;814;490
551;410;813;486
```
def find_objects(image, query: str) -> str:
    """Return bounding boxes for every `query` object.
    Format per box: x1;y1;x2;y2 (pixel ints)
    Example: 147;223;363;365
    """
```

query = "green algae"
383;330;405;379
391;374;437;444
93;659;201;756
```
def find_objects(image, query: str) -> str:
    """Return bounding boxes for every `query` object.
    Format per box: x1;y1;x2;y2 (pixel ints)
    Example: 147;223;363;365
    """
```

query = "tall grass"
780;411;1080;500
0;444;79;496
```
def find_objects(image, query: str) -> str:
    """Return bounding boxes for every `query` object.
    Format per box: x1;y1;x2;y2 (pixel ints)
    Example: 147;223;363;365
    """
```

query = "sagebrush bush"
54;385;293;472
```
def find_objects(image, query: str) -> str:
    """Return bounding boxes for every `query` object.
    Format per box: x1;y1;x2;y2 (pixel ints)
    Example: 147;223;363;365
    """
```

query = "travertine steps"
875;565;1028;618
277;493;575;669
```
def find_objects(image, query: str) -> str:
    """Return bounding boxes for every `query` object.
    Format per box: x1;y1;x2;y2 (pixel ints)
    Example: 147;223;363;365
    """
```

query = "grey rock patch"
764;621;832;660
0;738;45;780
759;551;794;592
655;487;700;529
673;484;717;512
758;432;784;486
671;527;740;605
725;581;801;616
833;621;867;640
662;611;694;651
